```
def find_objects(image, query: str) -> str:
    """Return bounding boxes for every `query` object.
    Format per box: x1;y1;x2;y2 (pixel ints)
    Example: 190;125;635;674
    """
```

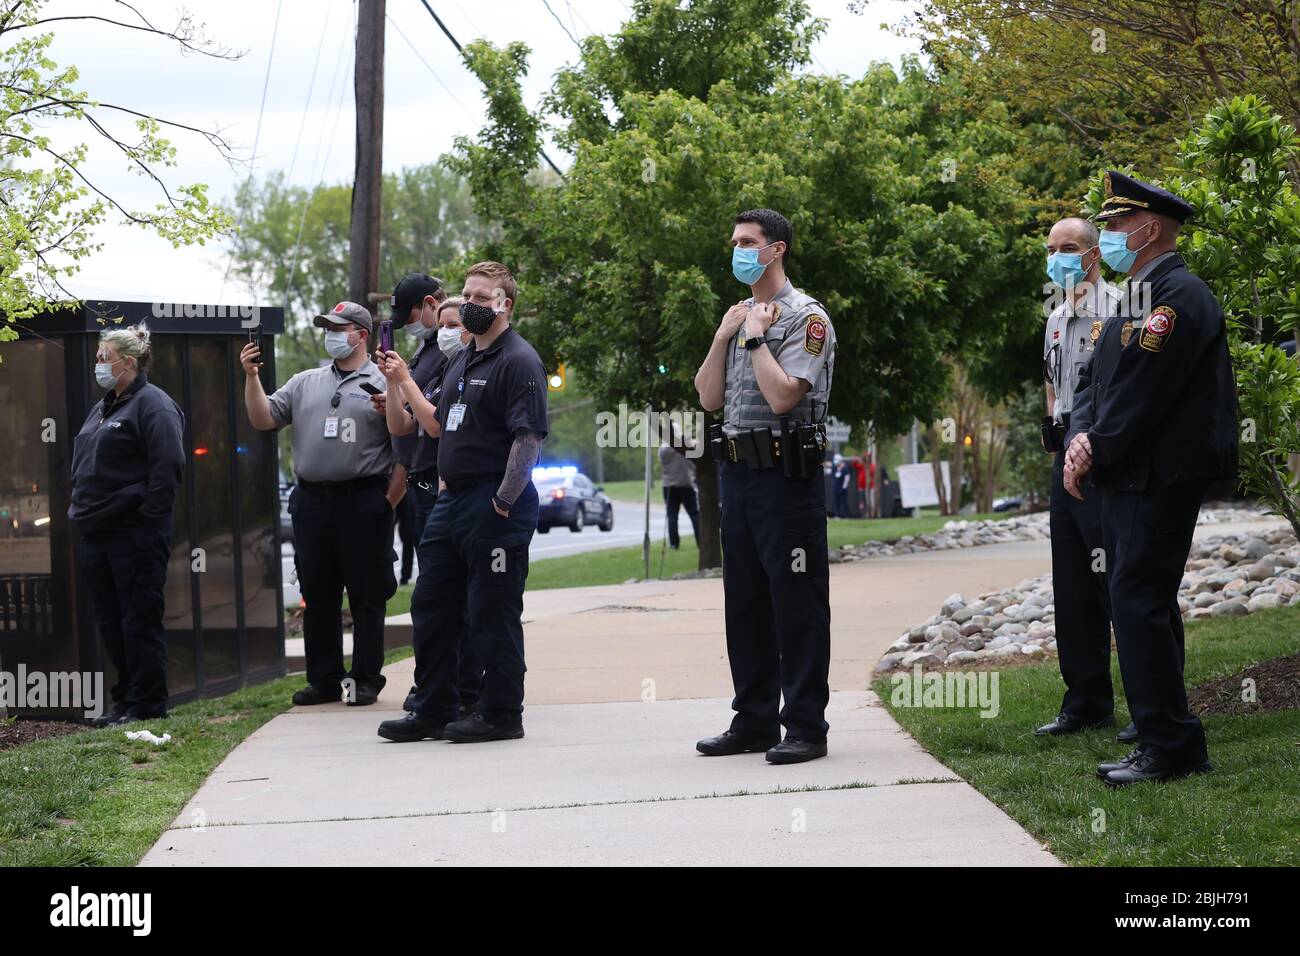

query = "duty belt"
709;420;826;478
406;469;437;492
296;474;388;496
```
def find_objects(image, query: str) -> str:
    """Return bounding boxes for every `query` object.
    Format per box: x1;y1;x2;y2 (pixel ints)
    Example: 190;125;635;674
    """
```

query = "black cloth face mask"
459;301;497;335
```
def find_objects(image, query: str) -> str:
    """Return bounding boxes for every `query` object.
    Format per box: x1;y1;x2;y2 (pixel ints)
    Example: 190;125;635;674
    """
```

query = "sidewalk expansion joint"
169;776;962;832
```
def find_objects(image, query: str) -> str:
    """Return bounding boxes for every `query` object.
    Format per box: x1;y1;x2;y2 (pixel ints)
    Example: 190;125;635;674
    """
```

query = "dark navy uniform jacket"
69;372;186;531
1070;253;1237;491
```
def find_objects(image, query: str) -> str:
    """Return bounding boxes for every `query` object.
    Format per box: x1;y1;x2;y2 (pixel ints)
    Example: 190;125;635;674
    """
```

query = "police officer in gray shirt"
694;208;836;765
1035;217;1134;742
241;301;403;707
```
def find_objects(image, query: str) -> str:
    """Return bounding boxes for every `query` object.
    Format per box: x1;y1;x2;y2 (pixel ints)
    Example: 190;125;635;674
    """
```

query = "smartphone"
247;325;262;368
379;319;394;354
359;382;383;396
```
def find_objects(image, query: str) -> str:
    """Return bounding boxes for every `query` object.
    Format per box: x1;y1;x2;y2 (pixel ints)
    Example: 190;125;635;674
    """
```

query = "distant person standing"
70;323;185;727
832;454;851;518
659;440;700;549
241;301;402;707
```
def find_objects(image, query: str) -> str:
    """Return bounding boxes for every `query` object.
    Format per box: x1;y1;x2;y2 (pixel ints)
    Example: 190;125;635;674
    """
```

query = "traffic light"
548;363;567;391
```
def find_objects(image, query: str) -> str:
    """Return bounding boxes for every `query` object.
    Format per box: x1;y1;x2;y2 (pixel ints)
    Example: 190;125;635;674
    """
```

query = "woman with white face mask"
69;322;186;727
376;295;483;720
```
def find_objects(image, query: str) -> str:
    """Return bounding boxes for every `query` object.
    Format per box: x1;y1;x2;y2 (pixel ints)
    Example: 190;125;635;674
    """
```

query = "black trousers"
1049;452;1114;720
77;515;172;717
395;492;419;583
662;484;700;548
408;481;537;726
289;481;396;691
720;460;831;742
1101;480;1208;763
407;481;483;710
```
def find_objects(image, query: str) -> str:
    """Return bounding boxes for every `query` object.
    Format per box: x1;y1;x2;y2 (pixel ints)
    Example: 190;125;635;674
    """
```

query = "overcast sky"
36;0;920;306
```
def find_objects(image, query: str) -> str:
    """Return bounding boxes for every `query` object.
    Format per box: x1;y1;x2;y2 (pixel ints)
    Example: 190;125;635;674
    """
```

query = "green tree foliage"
1003;378;1053;508
1156;97;1300;536
905;1;1300;177
1;0;231;332
448;0;1048;566
225;161;490;379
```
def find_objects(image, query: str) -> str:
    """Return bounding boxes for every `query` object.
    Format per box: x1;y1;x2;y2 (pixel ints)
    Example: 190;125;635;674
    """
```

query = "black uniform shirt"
391;341;446;477
69;372;186;531
1076;252;1238;491
435;326;548;484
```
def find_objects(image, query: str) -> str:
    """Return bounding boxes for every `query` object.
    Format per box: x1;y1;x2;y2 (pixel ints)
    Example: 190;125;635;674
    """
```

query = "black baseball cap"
389;273;444;323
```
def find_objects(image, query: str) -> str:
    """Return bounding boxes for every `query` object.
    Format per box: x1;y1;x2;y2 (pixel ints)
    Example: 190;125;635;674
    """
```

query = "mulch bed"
0;719;87;753
1188;653;1300;716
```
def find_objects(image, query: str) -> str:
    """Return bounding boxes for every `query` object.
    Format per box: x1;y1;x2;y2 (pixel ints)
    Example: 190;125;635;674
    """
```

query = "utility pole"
349;0;385;308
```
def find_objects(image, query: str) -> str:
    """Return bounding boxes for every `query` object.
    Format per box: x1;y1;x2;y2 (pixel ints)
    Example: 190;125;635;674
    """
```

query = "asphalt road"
281;497;693;605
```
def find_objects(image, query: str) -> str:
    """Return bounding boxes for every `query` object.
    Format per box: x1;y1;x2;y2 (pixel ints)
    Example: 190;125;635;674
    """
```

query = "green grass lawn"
875;606;1300;866
600;478;660;502
0;647;412;867
380;510;1017;612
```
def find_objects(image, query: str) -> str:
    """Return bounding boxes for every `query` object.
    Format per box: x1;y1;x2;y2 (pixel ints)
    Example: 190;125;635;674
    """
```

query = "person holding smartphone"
240;301;402;707
70;322;185;727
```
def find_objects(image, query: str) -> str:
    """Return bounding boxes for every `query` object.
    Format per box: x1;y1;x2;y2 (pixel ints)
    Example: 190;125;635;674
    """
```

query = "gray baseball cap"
313;300;373;334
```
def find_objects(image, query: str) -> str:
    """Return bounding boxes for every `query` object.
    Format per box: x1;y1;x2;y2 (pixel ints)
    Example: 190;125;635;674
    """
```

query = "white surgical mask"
94;362;118;390
437;327;467;357
404;319;436;342
324;329;356;359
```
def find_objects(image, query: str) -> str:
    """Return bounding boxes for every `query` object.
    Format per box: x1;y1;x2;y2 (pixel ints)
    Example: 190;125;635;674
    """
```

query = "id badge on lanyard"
445;377;467;432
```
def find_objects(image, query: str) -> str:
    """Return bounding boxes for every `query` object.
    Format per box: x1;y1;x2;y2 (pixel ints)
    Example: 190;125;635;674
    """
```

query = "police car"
533;465;614;533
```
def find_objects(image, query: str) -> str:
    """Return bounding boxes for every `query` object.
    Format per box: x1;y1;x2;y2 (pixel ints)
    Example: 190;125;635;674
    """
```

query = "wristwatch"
492;493;512;515
744;334;768;351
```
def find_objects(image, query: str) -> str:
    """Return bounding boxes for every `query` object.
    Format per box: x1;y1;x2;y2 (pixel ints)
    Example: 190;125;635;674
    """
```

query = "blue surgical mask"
94;362;118;390
324;329;357;360
1045;249;1093;288
1099;225;1152;274
732;242;776;285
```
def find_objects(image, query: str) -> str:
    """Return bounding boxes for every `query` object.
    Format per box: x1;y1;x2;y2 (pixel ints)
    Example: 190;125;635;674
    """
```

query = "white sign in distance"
896;461;951;508
824;417;851;444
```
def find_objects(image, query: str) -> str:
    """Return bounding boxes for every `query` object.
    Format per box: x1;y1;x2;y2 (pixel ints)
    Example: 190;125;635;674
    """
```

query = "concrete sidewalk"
145;536;1064;866
143;516;1278;865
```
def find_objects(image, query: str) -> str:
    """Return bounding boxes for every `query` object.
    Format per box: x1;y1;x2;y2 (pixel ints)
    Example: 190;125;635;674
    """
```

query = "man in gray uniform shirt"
1035;217;1133;742
241;301;403;707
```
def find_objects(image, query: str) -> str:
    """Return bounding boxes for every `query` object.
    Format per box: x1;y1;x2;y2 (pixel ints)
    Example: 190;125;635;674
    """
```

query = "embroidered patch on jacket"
805;316;827;356
1139;305;1176;353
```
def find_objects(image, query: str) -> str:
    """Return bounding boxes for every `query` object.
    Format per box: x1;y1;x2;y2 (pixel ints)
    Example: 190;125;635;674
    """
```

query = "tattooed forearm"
497;430;543;506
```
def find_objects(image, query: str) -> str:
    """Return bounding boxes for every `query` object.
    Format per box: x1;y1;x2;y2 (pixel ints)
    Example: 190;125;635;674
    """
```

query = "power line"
542;0;581;49
387;13;477;123
221;0;284;299
283;0;355;315
417;0;564;178
284;0;335;185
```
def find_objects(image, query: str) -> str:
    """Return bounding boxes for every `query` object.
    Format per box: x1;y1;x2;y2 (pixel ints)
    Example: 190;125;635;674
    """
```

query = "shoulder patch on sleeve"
804;315;827;356
1139;305;1176;353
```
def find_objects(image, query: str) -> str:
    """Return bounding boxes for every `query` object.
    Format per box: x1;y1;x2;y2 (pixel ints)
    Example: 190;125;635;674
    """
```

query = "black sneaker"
443;714;524;743
766;737;828;765
91;706;128;728
377;712;448;742
347;682;383;707
695;729;780;756
292;684;341;706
